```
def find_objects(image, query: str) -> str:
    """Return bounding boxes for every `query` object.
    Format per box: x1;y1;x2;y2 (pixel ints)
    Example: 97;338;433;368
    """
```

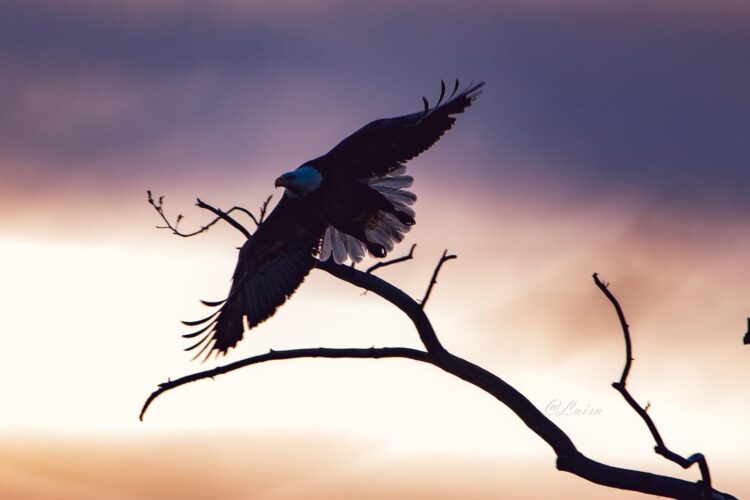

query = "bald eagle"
184;80;484;360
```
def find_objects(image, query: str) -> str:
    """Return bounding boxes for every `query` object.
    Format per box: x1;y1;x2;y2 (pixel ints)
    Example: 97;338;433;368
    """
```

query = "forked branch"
366;243;416;273
194;198;252;239
143;195;735;500
593;273;713;498
147;190;269;239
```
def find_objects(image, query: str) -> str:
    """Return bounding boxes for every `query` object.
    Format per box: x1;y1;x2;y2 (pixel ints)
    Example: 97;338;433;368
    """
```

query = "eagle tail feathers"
321;225;368;264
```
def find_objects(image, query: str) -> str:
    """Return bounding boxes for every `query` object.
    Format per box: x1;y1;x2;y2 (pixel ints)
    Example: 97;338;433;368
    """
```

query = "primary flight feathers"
183;80;484;360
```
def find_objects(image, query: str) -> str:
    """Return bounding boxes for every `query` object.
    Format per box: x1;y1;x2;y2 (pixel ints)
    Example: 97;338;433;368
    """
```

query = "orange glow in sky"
1;184;748;497
2;0;749;498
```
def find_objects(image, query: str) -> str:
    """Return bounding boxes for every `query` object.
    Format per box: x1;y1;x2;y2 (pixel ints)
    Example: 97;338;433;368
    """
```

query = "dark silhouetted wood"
366;243;416;273
148;190;266;239
420;249;457;309
143;196;736;500
594;273;713;498
140;347;429;421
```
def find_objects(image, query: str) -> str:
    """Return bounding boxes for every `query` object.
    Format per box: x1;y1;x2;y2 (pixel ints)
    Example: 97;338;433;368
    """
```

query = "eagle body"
185;81;484;359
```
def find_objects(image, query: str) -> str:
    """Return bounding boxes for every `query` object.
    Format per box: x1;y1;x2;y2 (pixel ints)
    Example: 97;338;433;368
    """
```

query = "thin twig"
140;347;429;420
195;198;251;239
367;244;417;273
147;191;260;239
593;273;633;384
593;273;713;498
421;250;457;309
257;195;273;225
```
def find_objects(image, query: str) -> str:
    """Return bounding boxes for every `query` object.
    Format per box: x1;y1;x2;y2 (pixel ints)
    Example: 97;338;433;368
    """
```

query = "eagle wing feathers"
180;80;483;359
183;197;323;360
316;80;484;180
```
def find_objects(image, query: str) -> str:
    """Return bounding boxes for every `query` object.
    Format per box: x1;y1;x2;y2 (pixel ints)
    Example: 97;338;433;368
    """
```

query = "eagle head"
275;165;323;196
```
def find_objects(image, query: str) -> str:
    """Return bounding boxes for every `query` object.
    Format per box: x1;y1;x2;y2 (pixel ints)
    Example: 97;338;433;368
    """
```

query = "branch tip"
366;243;417;273
597;275;714;496
140;346;429;421
421;249;457;308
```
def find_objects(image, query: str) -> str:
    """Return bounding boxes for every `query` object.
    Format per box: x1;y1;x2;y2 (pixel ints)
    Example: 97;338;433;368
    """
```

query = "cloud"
1;0;748;215
485;2;750;186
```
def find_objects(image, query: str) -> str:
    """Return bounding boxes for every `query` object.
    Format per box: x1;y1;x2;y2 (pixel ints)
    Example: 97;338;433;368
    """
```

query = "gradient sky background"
1;0;749;498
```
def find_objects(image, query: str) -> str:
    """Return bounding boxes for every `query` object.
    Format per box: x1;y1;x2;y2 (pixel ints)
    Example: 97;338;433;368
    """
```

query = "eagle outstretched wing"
183;196;324;360
181;80;483;360
313;80;484;180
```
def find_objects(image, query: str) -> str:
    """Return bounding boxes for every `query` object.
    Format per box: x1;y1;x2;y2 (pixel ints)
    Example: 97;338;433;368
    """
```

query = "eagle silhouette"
184;80;484;360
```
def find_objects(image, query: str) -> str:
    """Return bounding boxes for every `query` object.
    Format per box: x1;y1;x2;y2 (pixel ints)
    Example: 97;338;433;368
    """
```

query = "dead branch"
317;258;446;355
195;198;252;239
367;243;416;273
140;346;428;421
421;249;457;308
147;190;269;239
142;196;736;500
593;273;713;498
256;194;273;225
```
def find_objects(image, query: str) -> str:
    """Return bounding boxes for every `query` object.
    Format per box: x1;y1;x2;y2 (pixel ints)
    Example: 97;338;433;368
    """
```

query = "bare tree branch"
420;249;457;308
256;194;273;225
366;243;416;273
743;318;749;345
593;273;714;498
317;259;446;354
140;346;428;421
147;191;271;240
195;198;252;239
143;194;736;499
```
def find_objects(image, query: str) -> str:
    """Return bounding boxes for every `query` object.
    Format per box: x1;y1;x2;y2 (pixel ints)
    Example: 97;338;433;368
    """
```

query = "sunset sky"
1;1;749;498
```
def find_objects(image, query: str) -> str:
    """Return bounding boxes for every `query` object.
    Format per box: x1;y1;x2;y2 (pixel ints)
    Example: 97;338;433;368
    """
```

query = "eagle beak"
274;175;289;188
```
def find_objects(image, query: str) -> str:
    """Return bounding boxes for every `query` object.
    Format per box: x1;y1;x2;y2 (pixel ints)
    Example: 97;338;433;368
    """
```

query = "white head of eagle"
183;80;484;360
275;165;323;196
